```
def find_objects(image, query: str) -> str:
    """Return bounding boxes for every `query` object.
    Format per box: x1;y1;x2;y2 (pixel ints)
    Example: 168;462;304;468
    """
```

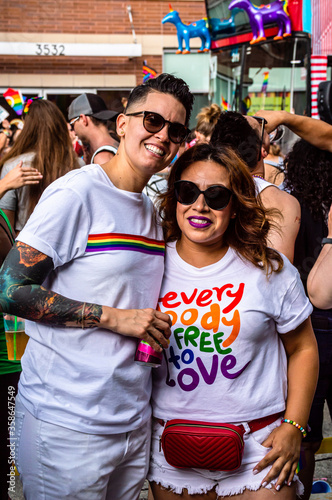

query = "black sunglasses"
125;111;189;144
174;180;232;211
251;116;267;161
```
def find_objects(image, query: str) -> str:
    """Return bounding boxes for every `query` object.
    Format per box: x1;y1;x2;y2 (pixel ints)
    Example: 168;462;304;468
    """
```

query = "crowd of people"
0;75;331;500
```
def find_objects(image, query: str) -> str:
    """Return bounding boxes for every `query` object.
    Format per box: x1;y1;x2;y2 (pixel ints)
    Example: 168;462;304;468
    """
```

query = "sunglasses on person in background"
251;116;268;160
125;111;189;144
69;116;80;131
174;180;232;211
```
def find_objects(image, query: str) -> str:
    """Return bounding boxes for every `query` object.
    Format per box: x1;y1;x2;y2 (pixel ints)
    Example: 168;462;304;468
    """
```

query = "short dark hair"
210;111;260;170
125;73;194;127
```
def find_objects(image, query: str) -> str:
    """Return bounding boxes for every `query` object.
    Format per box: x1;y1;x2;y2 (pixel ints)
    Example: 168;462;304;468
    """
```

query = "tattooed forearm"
0;242;102;328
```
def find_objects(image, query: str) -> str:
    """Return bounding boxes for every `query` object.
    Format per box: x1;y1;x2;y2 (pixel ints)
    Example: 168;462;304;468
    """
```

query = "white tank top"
91;145;117;162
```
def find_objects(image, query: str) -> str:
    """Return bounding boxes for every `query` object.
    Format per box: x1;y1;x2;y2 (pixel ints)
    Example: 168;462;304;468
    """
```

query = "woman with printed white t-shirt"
148;143;318;500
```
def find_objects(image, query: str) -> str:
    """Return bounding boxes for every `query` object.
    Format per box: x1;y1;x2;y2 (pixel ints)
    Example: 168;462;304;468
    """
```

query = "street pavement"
9;405;332;499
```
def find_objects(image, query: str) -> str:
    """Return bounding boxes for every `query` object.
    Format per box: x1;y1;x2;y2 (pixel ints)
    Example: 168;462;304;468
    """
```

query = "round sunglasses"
174;180;232;211
125;111;189;144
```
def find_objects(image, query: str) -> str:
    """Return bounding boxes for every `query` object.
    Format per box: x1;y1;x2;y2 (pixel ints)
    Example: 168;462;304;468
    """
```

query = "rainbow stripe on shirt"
85;233;165;256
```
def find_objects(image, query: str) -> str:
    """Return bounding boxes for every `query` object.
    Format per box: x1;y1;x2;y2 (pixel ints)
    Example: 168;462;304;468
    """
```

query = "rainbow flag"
261;72;269;93
86;233;165;256
23;96;43;114
221;96;229;111
241;95;251;114
3;88;25;116
143;61;157;83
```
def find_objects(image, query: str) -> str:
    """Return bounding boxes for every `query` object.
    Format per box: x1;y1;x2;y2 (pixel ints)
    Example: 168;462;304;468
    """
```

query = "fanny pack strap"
154;411;283;434
248;412;282;433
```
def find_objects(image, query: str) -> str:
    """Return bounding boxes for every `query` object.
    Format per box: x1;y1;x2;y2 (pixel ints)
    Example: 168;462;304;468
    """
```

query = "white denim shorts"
148;417;304;497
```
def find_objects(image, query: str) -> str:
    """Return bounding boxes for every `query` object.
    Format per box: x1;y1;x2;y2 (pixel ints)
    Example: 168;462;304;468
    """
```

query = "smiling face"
176;160;235;255
117;91;187;182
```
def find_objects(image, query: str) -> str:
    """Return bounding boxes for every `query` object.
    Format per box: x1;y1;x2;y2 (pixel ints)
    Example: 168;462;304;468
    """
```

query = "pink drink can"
135;340;162;368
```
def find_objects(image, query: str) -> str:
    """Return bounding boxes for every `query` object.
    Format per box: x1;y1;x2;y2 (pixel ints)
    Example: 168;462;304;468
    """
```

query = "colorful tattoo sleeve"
0;242;102;328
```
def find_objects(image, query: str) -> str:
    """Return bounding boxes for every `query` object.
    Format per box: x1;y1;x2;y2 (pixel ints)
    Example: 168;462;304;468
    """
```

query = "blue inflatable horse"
162;5;211;54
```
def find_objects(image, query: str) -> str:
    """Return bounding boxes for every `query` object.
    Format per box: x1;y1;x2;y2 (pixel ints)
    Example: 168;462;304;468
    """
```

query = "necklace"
252;174;265;180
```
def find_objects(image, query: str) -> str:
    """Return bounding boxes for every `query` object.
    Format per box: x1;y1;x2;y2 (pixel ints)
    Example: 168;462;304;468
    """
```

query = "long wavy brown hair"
158;143;283;275
0;99;79;218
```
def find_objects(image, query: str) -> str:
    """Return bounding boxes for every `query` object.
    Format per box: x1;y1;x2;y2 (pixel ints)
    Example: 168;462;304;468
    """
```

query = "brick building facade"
0;0;207;119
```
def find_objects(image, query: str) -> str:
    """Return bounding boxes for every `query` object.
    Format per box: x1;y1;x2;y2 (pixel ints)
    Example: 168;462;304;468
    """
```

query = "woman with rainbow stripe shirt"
0;74;193;500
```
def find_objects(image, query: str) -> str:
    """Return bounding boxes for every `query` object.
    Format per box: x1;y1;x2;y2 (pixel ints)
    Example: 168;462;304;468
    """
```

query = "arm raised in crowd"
255;110;332;153
307;203;332;309
0;241;171;351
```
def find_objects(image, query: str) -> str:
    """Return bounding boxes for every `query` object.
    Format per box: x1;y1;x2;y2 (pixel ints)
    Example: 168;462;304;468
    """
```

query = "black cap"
68;93;118;121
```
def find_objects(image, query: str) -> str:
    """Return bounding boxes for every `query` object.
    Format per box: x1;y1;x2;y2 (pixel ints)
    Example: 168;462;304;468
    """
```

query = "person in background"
148;143;318;499
0;128;10;159
0;74;193;500
8;119;23;147
68;93;119;165
67;122;84;158
210;111;300;263
281;140;332;500
194;103;222;145
0;120;23;159
0;99;80;233
264;143;285;187
255;109;332;153
308;204;332;309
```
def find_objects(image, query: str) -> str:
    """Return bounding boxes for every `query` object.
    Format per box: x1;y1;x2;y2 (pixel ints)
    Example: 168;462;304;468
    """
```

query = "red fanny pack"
160;419;245;471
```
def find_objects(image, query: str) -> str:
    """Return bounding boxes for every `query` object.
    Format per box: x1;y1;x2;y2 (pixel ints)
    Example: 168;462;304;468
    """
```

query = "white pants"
12;395;151;500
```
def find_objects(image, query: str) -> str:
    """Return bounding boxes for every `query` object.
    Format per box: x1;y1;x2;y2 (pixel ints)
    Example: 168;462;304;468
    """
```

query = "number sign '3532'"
0;42;142;57
35;44;65;56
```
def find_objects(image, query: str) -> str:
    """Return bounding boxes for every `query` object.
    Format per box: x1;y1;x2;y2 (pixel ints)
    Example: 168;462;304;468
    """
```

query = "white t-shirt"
152;242;312;423
17;164;165;434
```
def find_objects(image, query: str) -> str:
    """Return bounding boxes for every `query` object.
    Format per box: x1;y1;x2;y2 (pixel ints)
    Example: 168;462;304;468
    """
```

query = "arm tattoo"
0;242;102;328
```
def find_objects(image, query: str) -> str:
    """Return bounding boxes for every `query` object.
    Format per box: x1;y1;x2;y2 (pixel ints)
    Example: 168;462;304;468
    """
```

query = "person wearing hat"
68;93;119;165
